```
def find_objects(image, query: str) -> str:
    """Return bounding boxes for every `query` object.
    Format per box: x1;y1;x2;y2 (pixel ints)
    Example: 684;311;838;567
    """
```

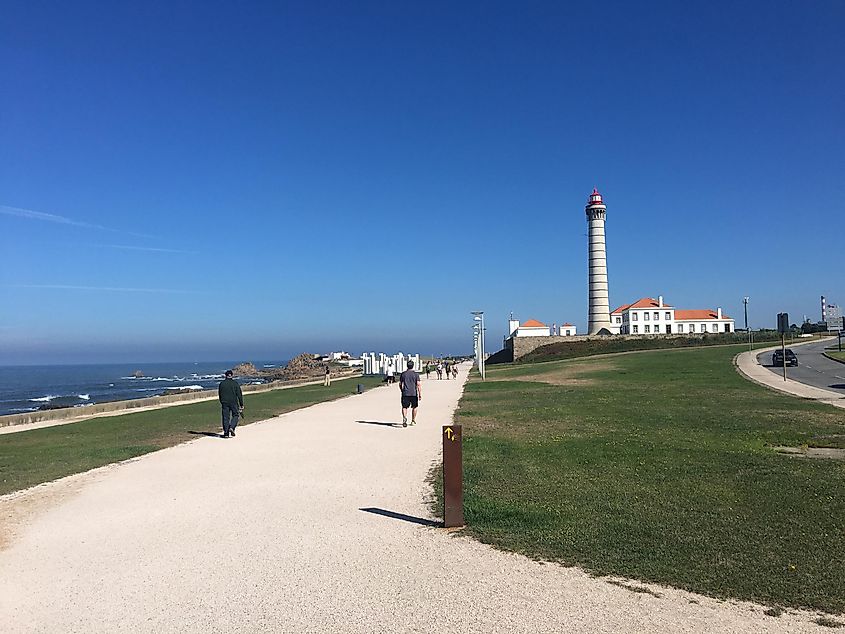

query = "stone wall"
510;335;591;360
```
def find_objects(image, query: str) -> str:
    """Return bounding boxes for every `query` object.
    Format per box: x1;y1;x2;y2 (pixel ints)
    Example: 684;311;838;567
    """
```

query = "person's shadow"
355;420;403;428
188;430;223;438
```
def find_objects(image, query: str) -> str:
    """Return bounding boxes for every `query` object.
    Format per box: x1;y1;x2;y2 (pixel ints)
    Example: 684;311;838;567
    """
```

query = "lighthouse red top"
586;188;604;206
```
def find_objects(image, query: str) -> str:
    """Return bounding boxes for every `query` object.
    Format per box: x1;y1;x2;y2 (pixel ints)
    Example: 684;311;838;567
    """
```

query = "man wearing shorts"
399;360;422;428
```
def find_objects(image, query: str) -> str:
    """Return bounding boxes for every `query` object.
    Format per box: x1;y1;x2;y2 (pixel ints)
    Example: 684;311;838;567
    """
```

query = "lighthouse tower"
586;188;613;335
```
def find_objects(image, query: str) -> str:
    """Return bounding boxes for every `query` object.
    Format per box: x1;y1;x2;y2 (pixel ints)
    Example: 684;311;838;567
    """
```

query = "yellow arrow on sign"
445;427;455;441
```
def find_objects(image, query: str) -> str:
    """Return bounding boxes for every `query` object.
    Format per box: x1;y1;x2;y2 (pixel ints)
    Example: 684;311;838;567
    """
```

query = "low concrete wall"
0;372;362;429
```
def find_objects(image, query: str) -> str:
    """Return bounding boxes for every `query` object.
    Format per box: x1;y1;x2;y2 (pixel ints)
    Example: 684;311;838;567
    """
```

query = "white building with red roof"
611;296;734;336
507;317;550;338
506;316;577;338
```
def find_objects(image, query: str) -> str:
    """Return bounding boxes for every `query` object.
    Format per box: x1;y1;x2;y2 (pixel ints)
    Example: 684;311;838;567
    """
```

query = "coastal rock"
231;354;358;383
132;370;144;378
278;353;326;380
232;362;260;377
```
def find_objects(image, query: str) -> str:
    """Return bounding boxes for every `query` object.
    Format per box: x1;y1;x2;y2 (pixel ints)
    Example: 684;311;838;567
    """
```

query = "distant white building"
507;318;550;338
560;323;577;336
506;316;579;339
612;296;734;335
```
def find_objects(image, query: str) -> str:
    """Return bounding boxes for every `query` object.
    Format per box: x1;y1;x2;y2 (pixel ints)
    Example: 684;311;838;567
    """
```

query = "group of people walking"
424;361;458;380
218;359;457;437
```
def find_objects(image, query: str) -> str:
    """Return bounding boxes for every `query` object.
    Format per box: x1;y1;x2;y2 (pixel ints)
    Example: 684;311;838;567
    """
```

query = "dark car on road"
772;349;798;367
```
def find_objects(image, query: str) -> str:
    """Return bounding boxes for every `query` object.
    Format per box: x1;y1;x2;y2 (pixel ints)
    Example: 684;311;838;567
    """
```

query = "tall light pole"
472;311;485;380
743;296;750;351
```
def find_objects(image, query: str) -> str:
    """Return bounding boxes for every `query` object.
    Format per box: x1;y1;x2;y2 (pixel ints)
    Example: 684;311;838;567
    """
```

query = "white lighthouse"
586;188;613;335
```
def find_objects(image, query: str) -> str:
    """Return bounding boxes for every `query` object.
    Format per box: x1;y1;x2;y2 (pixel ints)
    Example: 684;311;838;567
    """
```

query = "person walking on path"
324;364;331;387
399;360;422;428
218;370;244;438
425;363;431;380
436;362;443;380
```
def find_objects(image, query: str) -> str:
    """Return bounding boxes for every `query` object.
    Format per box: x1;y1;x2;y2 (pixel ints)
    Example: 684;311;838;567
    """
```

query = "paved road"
756;338;845;392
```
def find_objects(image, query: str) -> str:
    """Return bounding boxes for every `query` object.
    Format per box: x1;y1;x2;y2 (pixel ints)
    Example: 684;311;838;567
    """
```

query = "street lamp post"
471;311;485;380
743;296;750;351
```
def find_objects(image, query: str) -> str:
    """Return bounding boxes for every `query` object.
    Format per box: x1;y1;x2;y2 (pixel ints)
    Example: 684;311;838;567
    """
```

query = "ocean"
0;361;288;417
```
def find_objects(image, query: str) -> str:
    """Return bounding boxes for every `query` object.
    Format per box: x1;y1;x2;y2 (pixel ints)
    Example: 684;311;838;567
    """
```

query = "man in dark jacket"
218;370;244;438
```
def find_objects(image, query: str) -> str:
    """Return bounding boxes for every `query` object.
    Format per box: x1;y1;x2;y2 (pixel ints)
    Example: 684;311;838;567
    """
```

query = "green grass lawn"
825;349;845;363
0;376;383;496
447;346;845;612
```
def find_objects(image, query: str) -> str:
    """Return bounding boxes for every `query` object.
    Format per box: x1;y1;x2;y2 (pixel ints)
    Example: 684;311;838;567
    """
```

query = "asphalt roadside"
734;338;845;410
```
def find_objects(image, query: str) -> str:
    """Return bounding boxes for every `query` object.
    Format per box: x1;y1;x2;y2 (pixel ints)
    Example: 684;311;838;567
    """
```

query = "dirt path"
0;364;831;632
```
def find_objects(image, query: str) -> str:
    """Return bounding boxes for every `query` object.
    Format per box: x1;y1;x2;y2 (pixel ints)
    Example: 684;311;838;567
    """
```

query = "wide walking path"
0;364;829;632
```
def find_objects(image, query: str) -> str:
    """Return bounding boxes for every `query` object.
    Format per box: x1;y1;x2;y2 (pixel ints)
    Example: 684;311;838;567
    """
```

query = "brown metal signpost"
443;425;464;528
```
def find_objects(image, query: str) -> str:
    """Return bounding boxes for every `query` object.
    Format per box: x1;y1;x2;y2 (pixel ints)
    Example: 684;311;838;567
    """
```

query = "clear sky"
1;1;843;364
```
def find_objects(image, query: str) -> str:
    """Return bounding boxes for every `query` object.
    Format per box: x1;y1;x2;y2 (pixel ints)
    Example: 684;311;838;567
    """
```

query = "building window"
678;324;684;333
644;325;650;333
699;324;704;333
712;323;718;332
565;330;571;336
665;312;671;320
633;325;639;334
725;324;731;333
616;316;621;323
632;313;638;321
654;324;660;333
644;312;649;321
653;311;659;320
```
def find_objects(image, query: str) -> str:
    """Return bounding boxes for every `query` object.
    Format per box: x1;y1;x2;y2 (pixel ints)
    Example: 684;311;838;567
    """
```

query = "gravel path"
0;364;831;632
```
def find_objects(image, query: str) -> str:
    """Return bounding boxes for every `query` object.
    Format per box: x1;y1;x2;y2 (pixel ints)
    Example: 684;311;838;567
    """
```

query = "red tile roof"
675;309;731;320
562;323;574;327
521;319;547;328
612;298;674;312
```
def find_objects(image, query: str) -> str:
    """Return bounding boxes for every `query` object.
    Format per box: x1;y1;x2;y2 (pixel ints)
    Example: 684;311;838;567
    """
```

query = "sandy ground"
0;364;834;632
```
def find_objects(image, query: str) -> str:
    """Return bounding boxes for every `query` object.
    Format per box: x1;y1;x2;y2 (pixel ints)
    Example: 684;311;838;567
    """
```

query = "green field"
446;346;845;612
825;349;845;363
0;376;383;496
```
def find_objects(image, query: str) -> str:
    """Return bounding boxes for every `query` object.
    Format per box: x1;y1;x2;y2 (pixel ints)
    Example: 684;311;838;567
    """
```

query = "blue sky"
1;1;843;364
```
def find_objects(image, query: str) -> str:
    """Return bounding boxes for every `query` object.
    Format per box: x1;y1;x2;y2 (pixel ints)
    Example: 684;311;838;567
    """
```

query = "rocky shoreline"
232;353;352;382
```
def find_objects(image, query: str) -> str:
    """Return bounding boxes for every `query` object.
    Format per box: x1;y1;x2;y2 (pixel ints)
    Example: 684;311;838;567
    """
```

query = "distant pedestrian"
218;370;244;438
452;364;458;379
425;363;431;379
444;362;451;379
436;362;443;380
324;364;331;387
399;360;422;427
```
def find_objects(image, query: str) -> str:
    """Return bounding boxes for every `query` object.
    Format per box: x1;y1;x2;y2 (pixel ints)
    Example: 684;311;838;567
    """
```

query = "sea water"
0;361;288;417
